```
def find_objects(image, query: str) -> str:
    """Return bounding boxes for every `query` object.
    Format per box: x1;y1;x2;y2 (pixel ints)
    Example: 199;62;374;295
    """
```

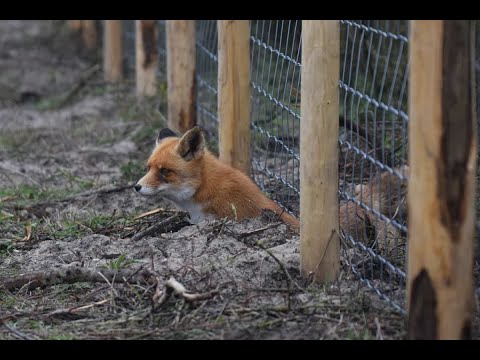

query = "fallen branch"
234;222;283;239
3;323;37;340
0;265;156;292
134;208;175;220
44;299;110;318
131;214;183;241
153;276;219;310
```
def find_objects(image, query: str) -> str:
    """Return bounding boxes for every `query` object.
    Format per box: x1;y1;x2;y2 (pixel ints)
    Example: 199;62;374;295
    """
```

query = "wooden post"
217;20;251;175
166;20;196;134
300;20;340;283
136;20;159;97
68;20;82;31
81;20;97;50
103;20;123;82
407;20;476;340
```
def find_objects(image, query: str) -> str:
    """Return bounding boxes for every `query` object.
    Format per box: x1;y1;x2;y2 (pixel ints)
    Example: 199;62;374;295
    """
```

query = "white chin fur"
137;184;210;224
136;187;162;196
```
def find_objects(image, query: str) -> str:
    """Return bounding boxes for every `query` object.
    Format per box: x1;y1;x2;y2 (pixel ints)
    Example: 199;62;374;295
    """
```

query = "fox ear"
156;128;178;145
175;126;206;161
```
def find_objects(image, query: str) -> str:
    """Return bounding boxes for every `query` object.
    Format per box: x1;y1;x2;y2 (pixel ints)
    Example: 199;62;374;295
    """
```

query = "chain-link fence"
195;20;409;312
249;20;302;217
117;20;479;314
338;20;409;313
196;21;219;146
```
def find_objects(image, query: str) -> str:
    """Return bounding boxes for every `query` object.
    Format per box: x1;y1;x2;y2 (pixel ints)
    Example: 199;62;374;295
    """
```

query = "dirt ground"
0;20;476;340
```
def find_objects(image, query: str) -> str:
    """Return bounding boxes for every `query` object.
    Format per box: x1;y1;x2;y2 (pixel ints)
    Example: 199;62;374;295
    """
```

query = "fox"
134;126;300;232
340;165;409;263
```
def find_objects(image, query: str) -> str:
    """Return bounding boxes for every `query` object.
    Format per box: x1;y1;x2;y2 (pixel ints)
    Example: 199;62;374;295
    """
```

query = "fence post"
407;20;476;340
217;20;251;175
103;20;123;82
81;20;97;50
166;20;196;134
135;20;159;97
300;20;340;283
68;20;82;31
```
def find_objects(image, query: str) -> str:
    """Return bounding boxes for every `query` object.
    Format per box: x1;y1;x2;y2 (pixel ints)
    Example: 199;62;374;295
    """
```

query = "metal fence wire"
338;20;409;313
120;20;480;314
196;20;409;312
196;21;219;145
250;20;302;217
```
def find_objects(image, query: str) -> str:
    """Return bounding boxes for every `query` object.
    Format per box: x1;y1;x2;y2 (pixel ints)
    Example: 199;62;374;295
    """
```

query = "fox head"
134;126;207;202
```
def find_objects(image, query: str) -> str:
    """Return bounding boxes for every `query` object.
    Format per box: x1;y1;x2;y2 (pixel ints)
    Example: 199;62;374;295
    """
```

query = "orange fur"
136;128;299;232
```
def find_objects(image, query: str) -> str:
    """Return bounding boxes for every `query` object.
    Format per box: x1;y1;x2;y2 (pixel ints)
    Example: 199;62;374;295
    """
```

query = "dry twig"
131;214;184;241
0;265;156;292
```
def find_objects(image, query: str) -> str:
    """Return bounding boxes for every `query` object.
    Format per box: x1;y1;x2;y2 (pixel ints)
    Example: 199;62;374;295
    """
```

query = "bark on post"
166;20;196;133
68;20;82;31
81;20;97;50
407;20;476;340
136;20;159;97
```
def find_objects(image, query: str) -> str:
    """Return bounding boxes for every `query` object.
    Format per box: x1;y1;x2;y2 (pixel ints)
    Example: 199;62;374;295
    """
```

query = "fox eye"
146;165;151;172
160;168;170;176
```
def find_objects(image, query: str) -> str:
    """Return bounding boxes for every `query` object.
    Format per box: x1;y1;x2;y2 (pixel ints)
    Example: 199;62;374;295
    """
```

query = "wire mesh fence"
250;20;302;217
248;20;409;313
196;21;219;145
115;20;480;314
338;20;409;313
155;19;409;313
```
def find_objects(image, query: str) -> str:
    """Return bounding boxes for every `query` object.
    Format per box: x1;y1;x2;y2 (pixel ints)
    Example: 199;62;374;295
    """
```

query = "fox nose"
134;184;142;192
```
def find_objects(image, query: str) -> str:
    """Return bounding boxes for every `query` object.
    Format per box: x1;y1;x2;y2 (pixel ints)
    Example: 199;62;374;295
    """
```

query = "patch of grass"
56;169;95;192
117;92;168;148
33;93;69;111
0;131;32;153
0;173;95;210
0;240;14;256
28;213;129;241
0;184;61;204
132;121;165;147
47;219;89;239
107;253;137;270
25;319;45;330
0;293;18;309
344;328;375;340
119;90;167;124
120;161;145;182
256;320;278;330
51;283;95;303
0;209;15;222
47;334;78;340
88;84;109;97
49;214;119;240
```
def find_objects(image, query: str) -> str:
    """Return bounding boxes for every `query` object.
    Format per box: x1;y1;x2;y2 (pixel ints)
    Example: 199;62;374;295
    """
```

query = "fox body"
340;165;409;263
135;127;299;232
